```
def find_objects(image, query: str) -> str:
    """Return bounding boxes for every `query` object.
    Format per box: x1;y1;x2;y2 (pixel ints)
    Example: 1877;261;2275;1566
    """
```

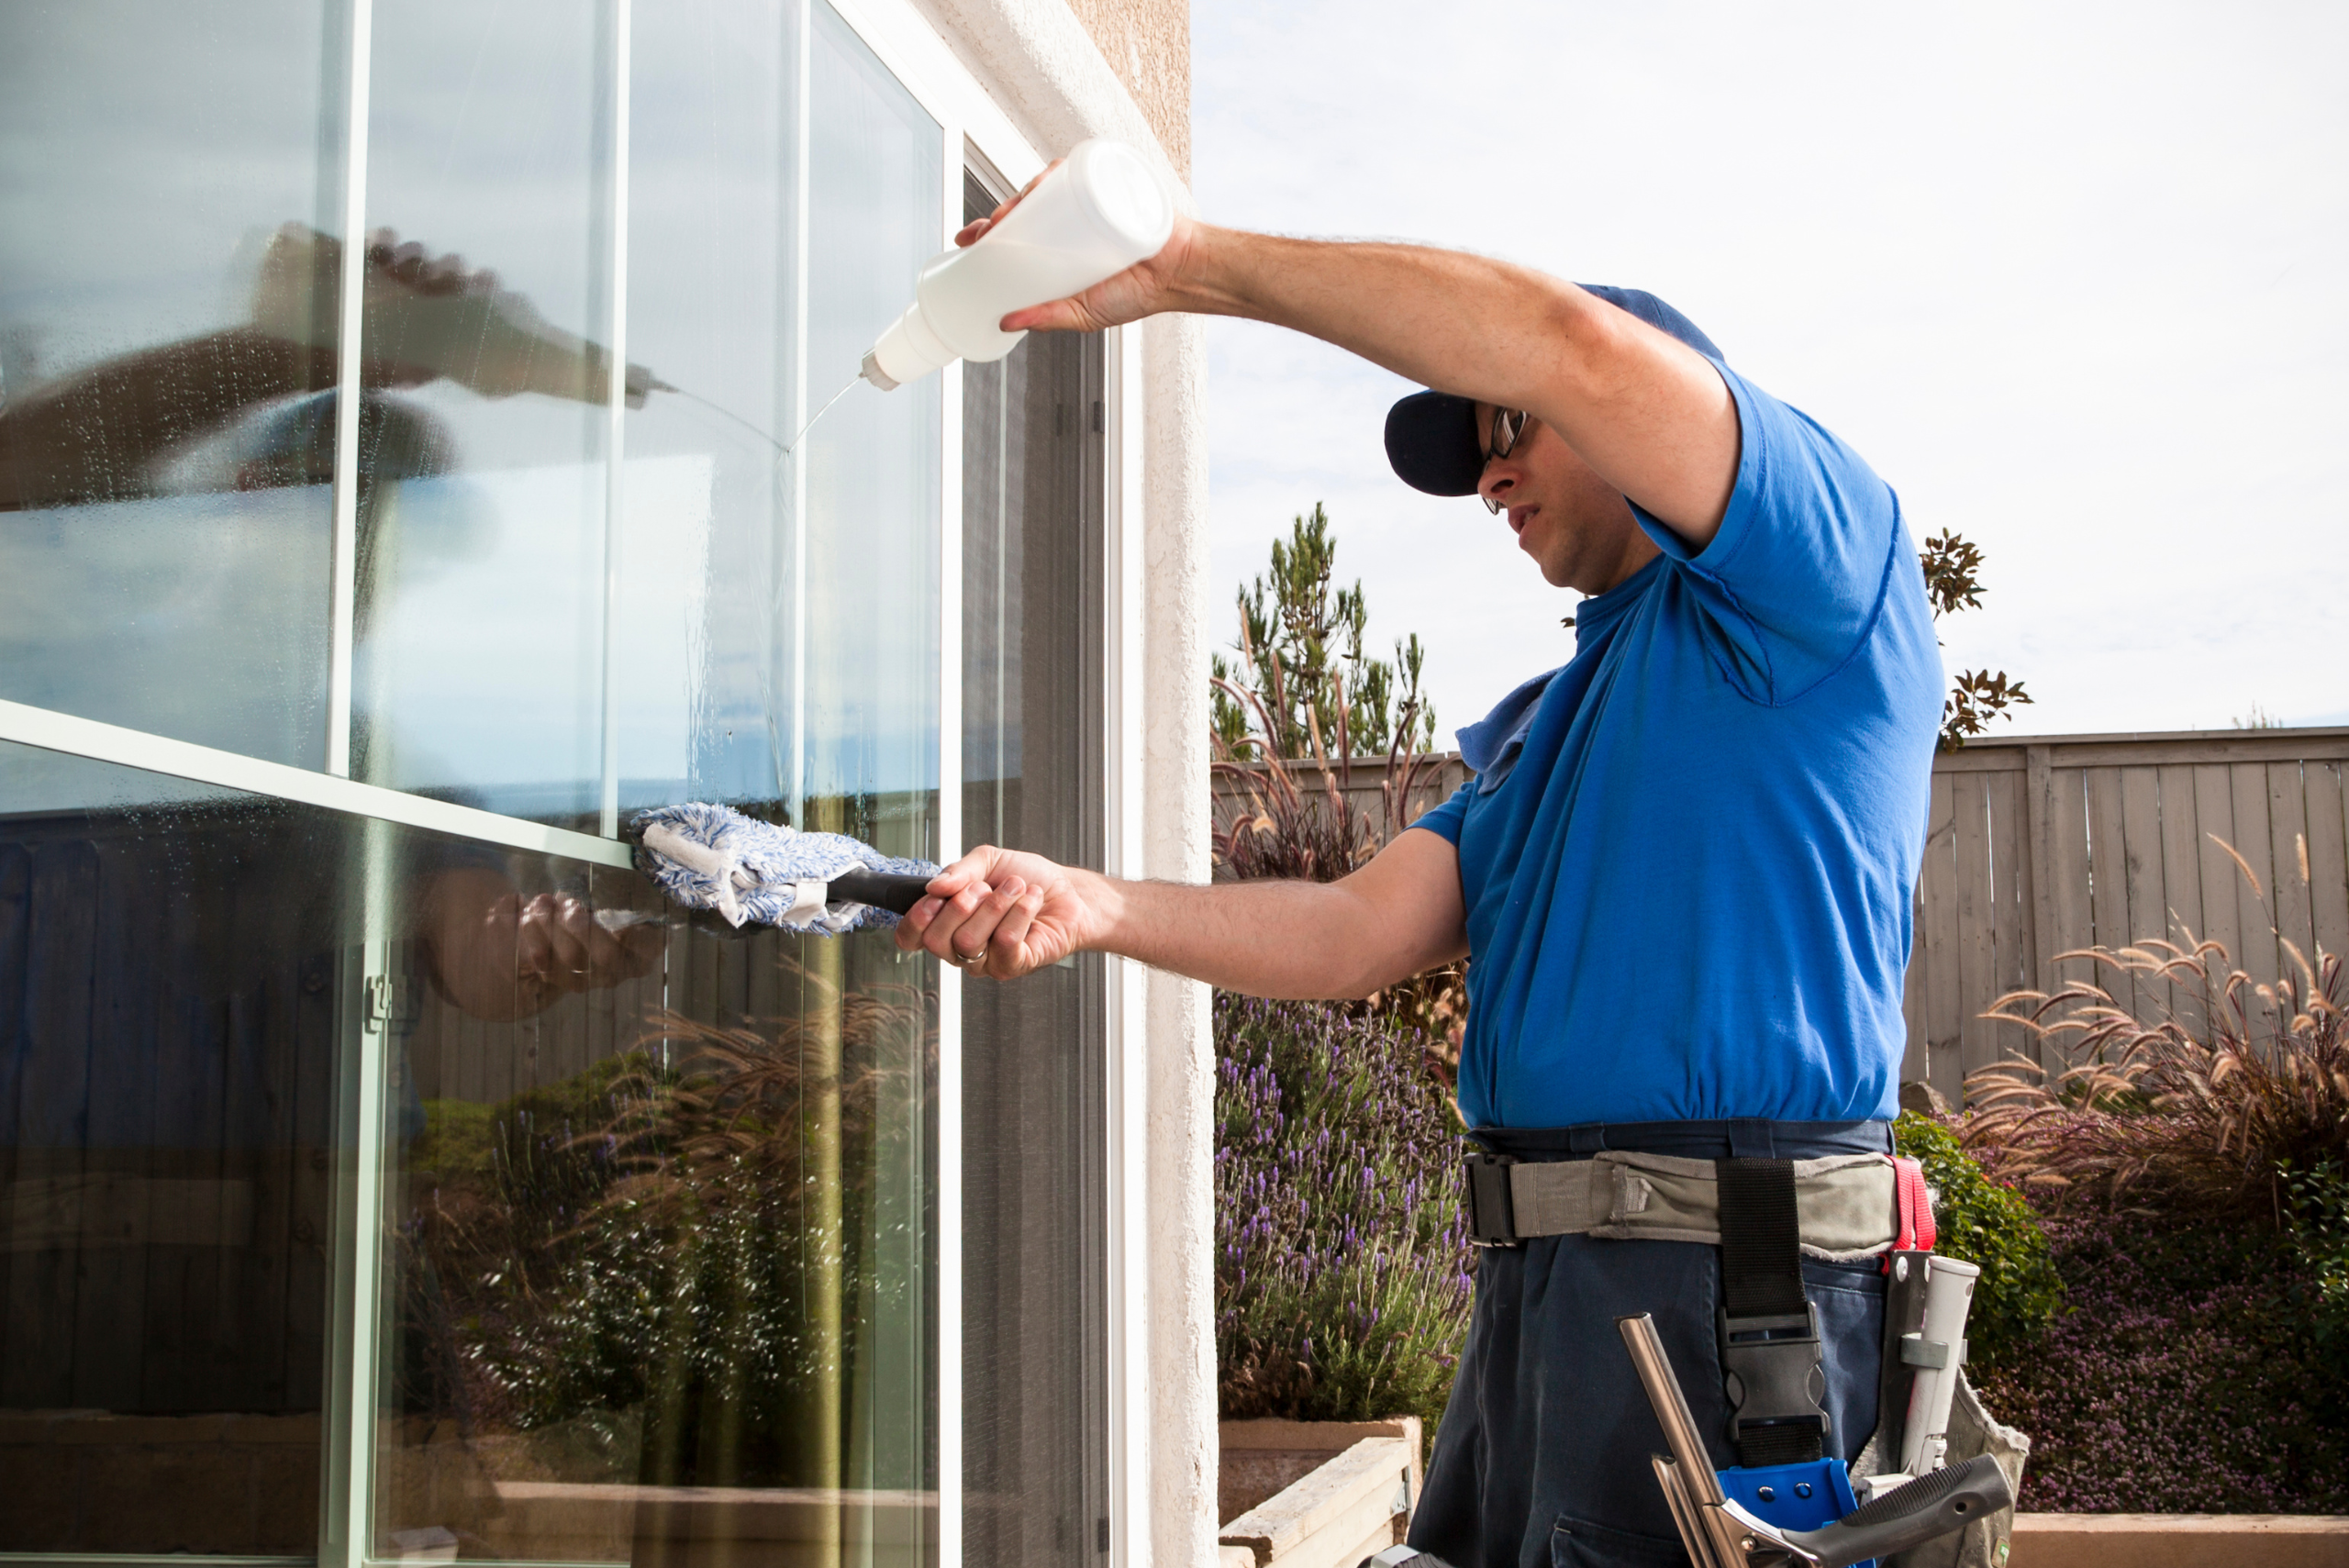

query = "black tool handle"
1784;1454;2012;1568
827;867;937;916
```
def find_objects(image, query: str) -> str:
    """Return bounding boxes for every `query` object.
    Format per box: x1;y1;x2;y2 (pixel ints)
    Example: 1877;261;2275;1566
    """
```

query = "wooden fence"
1211;729;2349;1106
1904;728;2349;1105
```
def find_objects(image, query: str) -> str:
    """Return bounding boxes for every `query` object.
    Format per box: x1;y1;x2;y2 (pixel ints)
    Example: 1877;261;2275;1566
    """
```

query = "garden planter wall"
2008;1514;2349;1568
1219;1417;1421;1568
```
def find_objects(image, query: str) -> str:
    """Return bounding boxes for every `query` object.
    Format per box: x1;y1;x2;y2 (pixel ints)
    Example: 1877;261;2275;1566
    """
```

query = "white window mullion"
317;0;379;1553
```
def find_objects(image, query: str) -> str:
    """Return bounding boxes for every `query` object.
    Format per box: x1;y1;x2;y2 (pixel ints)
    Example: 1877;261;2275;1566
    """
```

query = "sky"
1189;0;2349;745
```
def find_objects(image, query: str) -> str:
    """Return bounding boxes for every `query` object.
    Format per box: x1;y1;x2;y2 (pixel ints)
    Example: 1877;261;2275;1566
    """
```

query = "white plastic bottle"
861;138;1174;390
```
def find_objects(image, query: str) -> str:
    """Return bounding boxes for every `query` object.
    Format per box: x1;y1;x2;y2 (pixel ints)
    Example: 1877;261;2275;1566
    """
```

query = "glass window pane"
0;1;342;768
798;3;943;839
613;0;803;816
369;3;943;1560
369;855;939;1561
0;740;343;1554
351;0;621;827
958;175;1110;1565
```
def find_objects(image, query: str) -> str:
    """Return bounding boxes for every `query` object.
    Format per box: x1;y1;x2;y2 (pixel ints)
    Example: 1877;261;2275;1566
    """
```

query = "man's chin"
1520;540;1572;588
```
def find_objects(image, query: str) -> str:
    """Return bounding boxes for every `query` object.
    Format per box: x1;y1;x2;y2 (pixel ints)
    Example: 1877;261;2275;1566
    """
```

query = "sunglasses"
1481;407;1531;514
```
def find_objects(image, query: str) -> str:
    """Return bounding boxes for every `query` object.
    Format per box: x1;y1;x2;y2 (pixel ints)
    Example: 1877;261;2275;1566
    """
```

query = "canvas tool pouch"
1464;1149;1899;1259
1852;1372;2032;1568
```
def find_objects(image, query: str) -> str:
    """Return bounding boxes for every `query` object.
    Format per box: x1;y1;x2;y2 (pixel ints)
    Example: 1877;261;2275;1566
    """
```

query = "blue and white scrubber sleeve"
631;802;941;936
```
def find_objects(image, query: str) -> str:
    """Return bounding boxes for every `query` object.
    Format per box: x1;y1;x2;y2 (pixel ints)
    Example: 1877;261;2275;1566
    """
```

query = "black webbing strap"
1716;1157;1831;1466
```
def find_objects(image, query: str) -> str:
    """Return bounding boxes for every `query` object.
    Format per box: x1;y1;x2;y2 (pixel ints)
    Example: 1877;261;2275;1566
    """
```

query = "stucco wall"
1062;0;1190;179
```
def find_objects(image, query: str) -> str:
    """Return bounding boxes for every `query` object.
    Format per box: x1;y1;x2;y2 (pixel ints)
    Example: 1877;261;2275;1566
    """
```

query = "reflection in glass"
958;171;1111;1566
375;909;935;1563
351;0;622;826
618;0;805;815
368;2;944;1561
0;0;342;766
0;739;684;1553
800;3;945;834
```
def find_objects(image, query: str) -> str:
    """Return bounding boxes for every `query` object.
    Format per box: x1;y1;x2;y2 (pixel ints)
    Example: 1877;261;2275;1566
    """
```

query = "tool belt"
1463;1149;1898;1259
1465;1143;1925;1470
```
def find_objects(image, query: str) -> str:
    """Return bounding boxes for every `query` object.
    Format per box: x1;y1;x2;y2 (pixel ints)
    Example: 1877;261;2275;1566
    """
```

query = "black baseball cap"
1382;284;1726;497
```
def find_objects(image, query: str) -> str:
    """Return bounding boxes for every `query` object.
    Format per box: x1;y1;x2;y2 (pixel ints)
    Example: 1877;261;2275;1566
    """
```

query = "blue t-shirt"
1409;363;1941;1129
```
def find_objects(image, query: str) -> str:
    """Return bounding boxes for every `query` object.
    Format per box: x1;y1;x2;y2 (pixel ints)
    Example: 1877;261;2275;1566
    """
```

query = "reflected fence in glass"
0;748;340;1554
0;740;939;1562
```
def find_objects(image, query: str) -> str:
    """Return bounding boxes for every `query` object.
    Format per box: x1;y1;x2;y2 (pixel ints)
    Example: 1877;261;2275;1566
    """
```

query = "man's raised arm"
969;193;1741;546
892;827;1467;999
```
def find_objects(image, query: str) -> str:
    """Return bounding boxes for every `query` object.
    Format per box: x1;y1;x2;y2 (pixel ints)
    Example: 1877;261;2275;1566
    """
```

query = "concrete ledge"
1219;1416;1422;1528
2010;1514;2349;1568
1219;1437;1413;1568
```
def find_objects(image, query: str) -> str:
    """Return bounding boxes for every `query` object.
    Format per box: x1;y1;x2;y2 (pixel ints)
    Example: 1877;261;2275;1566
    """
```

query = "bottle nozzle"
859;349;899;392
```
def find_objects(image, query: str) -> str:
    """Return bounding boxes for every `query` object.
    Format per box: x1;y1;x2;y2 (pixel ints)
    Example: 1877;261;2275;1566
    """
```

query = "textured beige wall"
1063;0;1190;180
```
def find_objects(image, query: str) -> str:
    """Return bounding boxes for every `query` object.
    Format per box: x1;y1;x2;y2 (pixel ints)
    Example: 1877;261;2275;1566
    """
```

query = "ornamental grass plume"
1965;858;2348;1221
1215;995;1473;1438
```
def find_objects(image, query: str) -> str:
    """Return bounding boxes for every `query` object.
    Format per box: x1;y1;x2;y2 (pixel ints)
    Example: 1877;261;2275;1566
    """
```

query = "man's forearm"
1075;870;1426;1000
1171;229;1594;414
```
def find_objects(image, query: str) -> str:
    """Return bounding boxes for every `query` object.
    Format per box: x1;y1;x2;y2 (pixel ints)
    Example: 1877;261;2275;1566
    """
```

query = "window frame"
0;0;1142;1560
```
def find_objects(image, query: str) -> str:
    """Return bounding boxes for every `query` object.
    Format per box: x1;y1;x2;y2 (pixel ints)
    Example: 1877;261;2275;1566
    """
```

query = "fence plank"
2153;764;2206;1019
2022;747;2054;993
2308;762;2349;966
2228;763;2281;992
2085;766;2136;1022
1981;772;2031;1081
1921;773;1962;1100
2041;768;2095;1073
2193;764;2243;976
2117;766;2166;1028
1952;772;1998;1103
2267;762;2317;978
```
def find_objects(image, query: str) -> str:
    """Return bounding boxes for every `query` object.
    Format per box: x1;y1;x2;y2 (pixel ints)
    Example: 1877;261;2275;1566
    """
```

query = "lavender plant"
1215;995;1473;1436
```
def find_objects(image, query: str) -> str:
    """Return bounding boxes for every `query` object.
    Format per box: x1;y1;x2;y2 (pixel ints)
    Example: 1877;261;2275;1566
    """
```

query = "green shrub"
1893;1110;2062;1373
2284;1159;2349;1357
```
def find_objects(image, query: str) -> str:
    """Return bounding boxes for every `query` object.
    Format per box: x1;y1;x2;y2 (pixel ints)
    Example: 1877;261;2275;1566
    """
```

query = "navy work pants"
1408;1118;1894;1568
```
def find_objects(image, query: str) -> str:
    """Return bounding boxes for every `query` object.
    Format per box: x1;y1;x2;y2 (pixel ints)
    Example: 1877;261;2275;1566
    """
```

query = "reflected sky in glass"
0;0;341;767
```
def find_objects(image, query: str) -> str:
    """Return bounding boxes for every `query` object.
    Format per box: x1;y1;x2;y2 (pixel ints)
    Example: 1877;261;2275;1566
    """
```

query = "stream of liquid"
660;373;864;461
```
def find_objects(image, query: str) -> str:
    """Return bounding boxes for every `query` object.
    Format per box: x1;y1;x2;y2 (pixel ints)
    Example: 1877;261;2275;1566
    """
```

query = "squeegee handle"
827;868;937;916
1784;1454;2012;1568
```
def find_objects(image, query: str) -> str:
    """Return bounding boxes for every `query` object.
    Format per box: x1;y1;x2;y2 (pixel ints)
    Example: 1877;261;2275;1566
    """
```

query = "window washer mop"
852;152;2016;1568
629;802;943;935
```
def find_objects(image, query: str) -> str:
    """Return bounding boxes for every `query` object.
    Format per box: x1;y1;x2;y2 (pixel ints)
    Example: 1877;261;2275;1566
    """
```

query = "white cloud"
1194;0;2349;740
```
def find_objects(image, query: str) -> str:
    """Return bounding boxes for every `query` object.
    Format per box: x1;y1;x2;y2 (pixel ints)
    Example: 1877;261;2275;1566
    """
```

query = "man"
898;183;1942;1566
